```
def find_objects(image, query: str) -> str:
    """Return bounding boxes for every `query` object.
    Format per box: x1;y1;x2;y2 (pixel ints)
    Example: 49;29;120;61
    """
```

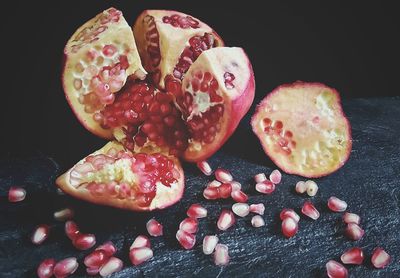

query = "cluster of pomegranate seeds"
37;258;56;278
129;235;153;266
217;210;236;231
162;14;200;29
326;260;348;278
280;209;299;238
340;247;364;265
84;241;118;275
328;196;348;212
54;208;74;221
31;225;50;245
197;160;213;176
53;257;79;278
187;203;208;218
64;220;96;250
8;186;26;202
301;201;320;220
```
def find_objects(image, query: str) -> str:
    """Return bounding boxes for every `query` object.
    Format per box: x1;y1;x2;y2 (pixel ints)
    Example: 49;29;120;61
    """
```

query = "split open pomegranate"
251;82;352;178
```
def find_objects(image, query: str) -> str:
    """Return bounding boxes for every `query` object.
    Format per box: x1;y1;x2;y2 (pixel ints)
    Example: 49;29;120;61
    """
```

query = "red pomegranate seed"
344;223;364;241
342;212;360;224
179;218;199;234
328;197;348;212
301;201;320;220
326;260;348;278
232;203;250;217
84;250;108;268
8;186;26;202
86;267;100;276
231;190;248;203
305;180;318;196
31;224;50;245
269;169;282;184
187;204;207;218
96;241;117;257
130;235;151;249
280;208;300;223
251;215;265;227
218;183;232;198
207;180;222;187
54;208;74;221
176;229;196;249
217;210;235;230
255;180;275;194
37;258;56;278
146;219;163;237
230;181;242;192
249;203;265;215
203;235;219;255
371;247;390;269
197;161;212;176
282;217;298;238
99;257;123;277
214;244;230;266
295;181;307;194
129;247;153;266
215;168;233;183
340;247;364;265
53;257;79;277
73;233;96;250
65;221;80;240
254;173;267;183
203;186;219;200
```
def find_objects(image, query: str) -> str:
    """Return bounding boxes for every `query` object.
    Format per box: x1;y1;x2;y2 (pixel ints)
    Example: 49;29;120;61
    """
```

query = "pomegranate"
56;141;184;211
251;82;352;178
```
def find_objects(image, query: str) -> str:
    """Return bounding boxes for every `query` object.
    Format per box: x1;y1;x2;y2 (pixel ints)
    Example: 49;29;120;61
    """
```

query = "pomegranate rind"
56;141;184;211
62;8;146;139
133;9;224;89
251;82;352;178
181;47;255;161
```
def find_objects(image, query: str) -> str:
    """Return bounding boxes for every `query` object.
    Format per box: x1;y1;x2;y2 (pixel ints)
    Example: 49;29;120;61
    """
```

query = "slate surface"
0;96;400;278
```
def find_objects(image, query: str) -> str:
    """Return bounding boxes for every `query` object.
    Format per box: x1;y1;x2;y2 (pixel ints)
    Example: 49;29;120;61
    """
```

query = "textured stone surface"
0;97;399;277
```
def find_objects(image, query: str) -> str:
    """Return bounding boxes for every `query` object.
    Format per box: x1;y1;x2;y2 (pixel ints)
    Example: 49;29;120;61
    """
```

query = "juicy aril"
251;82;351;178
59;8;255;210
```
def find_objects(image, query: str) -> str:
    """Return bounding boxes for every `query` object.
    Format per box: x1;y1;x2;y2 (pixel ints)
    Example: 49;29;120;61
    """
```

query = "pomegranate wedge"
251;82;352;178
56;141;184;211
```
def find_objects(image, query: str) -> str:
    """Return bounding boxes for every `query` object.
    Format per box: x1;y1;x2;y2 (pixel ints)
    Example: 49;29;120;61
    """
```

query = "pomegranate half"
251;82;352;178
56;141;184;211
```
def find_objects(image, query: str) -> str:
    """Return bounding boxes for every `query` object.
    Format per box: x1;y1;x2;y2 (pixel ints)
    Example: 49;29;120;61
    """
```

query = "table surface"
1;96;400;277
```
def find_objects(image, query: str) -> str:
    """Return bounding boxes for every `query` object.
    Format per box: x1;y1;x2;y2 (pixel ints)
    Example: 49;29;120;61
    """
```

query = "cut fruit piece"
62;7;146;139
251;82;352;178
56;141;184;211
133;10;224;89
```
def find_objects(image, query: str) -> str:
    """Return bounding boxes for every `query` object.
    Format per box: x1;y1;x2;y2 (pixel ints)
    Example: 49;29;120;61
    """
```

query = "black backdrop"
1;1;399;164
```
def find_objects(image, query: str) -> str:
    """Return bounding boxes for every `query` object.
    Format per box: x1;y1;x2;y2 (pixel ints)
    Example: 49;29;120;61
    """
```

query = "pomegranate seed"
8;186;26;202
197;161;212;176
146;219;163;237
305;180;318;196
342;212;360;225
203;186;219;200
340;247;364;265
371;247;390;269
37;258;56;278
215;168;233;183
65;221;80;240
99;257;123;277
328;196;348;212
232;203;250;217
254;173;267;183
53;257;79;277
218;183;232;198
31;224;50;245
326;260;348;278
84;250;108;268
96;241;117;257
230;181;242;192
54;208;74;221
282;217;298;238
73;233;96;250
202;235;219;255
249;203;265;215
187;203;207;218
251;215;265;227
179;217;199;234
176;229;196;249
207;180;222;187
280;208;300;223
255;180;275;194
86;267;100;276
217;210;236;231
301;201;320;220
214;244;230;266
344;223;364;241
130;235;151;249
129;247;153;266
231;190;248;203
269;169;282;184
295;181;307;194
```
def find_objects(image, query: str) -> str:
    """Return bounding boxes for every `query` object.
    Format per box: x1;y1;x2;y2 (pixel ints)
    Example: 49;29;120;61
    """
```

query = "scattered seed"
251;215;265;227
